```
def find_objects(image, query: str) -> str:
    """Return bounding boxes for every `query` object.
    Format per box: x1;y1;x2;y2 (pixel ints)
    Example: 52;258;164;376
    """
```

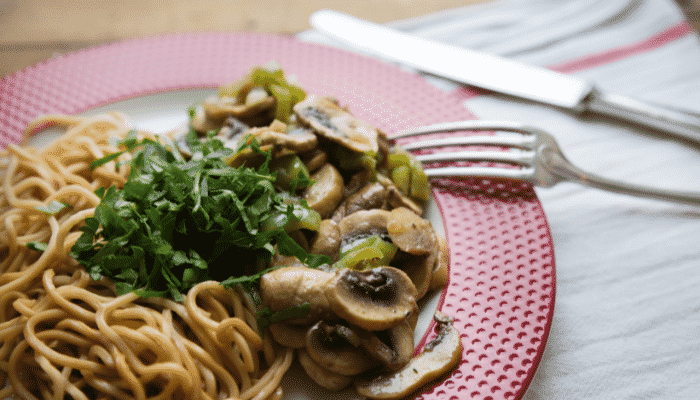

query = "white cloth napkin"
299;1;700;398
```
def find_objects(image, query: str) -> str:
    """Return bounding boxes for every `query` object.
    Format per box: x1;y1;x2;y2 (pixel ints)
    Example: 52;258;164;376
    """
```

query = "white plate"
6;32;555;400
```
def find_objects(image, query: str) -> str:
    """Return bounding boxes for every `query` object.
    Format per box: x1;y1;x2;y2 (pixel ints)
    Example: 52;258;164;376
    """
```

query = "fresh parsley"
35;200;71;215
26;242;48;252
71;133;330;301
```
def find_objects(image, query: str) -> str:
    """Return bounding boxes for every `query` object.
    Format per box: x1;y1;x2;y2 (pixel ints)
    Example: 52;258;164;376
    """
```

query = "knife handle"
585;89;700;145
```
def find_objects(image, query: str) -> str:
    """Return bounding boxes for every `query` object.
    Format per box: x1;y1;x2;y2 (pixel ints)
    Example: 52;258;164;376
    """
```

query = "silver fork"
392;120;700;206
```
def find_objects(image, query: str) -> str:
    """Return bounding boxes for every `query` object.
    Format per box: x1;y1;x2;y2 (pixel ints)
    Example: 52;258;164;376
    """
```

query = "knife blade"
310;10;700;144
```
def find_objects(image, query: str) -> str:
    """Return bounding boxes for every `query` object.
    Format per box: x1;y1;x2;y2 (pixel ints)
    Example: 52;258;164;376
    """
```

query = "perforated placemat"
0;32;555;400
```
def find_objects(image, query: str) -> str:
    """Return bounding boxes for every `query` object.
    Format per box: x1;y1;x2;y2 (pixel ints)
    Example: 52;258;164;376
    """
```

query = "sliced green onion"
334;235;398;270
392;165;411;195
261;204;322;233
269;154;311;192
410;166;430;201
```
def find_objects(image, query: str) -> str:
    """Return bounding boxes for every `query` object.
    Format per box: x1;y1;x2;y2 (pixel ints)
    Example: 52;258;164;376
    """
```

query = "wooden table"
1;0;698;78
0;0;489;78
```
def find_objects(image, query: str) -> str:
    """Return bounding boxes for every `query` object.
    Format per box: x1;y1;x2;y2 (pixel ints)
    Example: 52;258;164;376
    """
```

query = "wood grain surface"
0;0;697;78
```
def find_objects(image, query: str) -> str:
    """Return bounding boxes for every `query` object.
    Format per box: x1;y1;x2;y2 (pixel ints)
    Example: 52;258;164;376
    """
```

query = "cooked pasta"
0;113;293;400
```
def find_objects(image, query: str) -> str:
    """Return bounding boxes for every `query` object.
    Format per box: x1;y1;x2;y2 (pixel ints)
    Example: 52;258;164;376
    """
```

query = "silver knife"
310;10;700;143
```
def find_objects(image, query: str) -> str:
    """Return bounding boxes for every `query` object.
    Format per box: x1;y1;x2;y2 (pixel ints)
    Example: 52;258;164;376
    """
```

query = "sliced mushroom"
224;124;318;154
429;234;450;291
190;105;223;133
377;174;424;215
224;124;317;168
260;267;336;325
269;251;306;269
299;147;328;173
344;169;374;198
305;320;376;376
304;163;345;218
325;267;418;331
189;92;276;134
334;209;398;270
386;207;437;256
406;303;419;331
202;92;276;121
354;312;463;400
398;253;433;300
269;322;308;349
386;207;442;298
376;129;392;169
218;115;251;141
359;320;414;371
174;108;237;158
337;209;391;252
332;182;389;222
293;95;379;154
310;220;342;263
298;349;355;391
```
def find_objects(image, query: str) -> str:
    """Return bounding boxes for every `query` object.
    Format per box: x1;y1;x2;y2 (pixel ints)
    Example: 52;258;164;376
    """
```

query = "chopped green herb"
26;242;48;252
35;200;71;216
187;105;197;120
71;134;330;301
89;151;126;170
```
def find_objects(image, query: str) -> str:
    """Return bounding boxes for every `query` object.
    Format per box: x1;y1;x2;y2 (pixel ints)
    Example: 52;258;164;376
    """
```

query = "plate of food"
0;33;555;400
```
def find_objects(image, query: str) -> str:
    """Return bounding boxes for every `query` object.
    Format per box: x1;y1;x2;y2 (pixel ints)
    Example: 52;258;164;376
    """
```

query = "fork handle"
544;148;700;206
585;89;700;145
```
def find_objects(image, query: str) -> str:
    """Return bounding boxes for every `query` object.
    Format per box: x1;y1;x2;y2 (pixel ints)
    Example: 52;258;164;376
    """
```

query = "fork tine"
423;165;535;182
402;134;535;151
416;149;533;165
392;120;534;140
393;120;537;182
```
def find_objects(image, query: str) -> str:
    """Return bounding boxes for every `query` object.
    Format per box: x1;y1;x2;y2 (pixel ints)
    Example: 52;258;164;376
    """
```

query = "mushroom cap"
386;207;437;256
217;115;251;141
259;267;336;325
202;93;276;121
299;147;328;173
189;105;225;134
338;209;391;252
293;95;380;154
268;322;308;349
304;163;345;218
298;349;355;392
359;320;415;371
354;312;463;400
429;233;450;291
377;174;424;215
341;182;390;218
325;267;418;331
387;207;442;299
305;321;376;376
395;252;433;300
310;219;342;263
225;124;318;155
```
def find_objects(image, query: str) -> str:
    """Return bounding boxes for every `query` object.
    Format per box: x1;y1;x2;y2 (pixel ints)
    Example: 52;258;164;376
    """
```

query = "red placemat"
0;32;555;400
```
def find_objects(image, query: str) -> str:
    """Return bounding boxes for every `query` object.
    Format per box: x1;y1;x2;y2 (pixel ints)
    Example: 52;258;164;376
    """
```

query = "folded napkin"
300;1;700;399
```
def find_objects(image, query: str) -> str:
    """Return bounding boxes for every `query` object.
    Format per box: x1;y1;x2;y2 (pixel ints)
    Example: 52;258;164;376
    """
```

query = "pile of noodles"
0;113;293;400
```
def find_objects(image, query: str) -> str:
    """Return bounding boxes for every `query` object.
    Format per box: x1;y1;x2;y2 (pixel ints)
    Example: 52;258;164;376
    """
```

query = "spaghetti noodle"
0;113;292;400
